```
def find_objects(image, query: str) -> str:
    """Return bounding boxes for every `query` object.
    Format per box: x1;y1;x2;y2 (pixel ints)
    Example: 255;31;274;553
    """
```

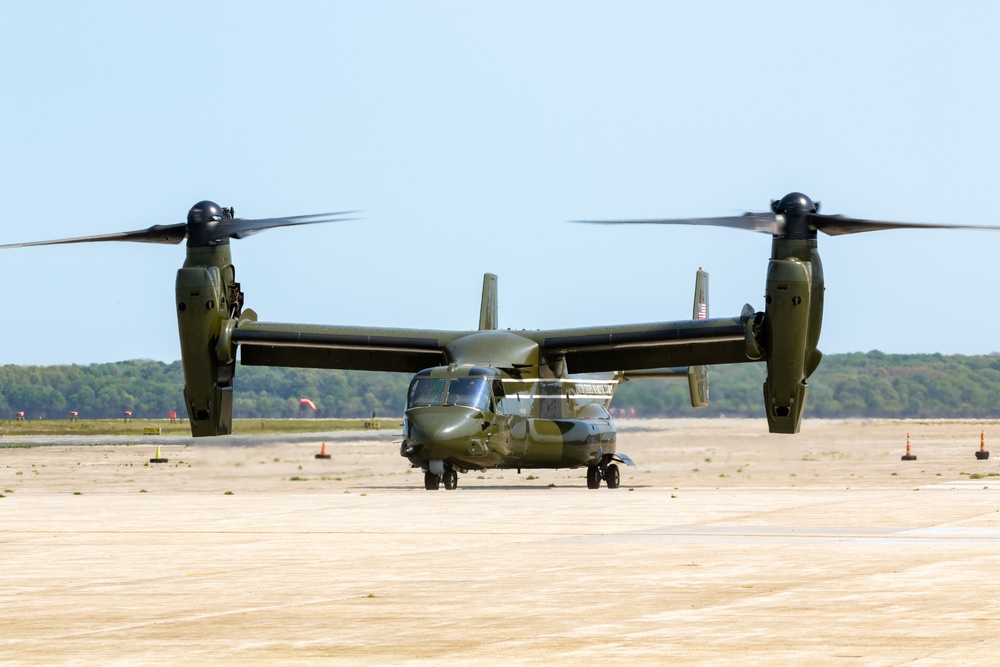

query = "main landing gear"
586;462;620;490
424;467;459;491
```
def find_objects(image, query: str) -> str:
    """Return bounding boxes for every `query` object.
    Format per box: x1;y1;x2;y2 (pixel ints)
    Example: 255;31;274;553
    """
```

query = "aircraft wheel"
586;466;602;489
605;463;620;489
443;469;458;490
424;471;441;491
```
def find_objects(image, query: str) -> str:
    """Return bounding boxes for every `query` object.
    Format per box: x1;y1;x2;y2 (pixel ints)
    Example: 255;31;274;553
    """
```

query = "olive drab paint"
175;245;239;436
3;193;997;488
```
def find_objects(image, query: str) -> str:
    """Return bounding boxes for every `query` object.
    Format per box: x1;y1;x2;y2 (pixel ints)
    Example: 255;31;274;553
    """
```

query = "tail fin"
687;268;709;407
619;268;710;408
479;273;498;331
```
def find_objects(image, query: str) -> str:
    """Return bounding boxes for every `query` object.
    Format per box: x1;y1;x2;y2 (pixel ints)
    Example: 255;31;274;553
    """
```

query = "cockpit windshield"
444;378;491;411
407;376;493;411
407;378;445;408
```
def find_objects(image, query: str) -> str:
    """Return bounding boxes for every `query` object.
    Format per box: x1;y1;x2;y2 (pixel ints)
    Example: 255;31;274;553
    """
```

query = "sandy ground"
3;418;1000;665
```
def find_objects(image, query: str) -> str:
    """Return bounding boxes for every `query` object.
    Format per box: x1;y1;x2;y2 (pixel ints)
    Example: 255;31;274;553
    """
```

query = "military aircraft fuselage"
398;326;631;490
400;358;620;479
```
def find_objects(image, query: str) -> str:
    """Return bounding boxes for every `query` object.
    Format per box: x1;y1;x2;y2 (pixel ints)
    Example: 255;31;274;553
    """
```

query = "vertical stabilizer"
479;273;498;331
688;268;710;407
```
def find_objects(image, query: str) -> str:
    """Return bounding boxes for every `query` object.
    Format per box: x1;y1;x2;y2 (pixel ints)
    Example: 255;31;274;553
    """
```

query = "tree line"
1;351;999;420
0;361;411;420
614;351;1000;419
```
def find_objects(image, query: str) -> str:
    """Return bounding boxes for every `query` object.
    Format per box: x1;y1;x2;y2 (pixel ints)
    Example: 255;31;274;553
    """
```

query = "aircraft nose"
406;406;486;447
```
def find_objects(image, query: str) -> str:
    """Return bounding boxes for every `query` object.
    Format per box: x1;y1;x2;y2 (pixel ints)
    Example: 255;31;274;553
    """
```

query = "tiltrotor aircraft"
3;193;994;490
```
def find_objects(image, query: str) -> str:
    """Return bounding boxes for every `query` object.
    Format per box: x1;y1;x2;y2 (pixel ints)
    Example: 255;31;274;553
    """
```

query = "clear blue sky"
1;1;998;365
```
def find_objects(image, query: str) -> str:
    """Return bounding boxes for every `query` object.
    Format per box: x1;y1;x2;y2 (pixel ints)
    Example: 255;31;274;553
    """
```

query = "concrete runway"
3;418;1000;665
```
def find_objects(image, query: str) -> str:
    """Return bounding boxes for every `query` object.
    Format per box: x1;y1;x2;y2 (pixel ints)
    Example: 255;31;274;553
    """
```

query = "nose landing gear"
586;465;602;489
604;463;620;489
586;461;621;489
423;467;459;490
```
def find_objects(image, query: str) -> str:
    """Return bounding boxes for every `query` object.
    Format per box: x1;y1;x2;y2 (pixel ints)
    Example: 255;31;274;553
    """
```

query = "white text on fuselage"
571;383;615;396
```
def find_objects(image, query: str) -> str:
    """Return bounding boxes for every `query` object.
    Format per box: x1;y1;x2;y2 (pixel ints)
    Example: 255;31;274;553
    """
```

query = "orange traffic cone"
976;430;990;460
315;442;331;460
901;432;916;461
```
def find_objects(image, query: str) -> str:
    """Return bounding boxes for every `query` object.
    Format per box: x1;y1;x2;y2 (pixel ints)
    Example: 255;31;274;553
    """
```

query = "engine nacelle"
175;263;235;436
761;257;819;434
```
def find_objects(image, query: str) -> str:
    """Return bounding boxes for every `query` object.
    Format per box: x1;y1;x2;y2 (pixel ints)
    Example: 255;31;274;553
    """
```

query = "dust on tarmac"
3;419;1000;665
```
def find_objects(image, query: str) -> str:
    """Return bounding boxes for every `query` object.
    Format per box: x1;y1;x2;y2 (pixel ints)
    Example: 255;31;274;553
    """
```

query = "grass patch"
0;417;403;437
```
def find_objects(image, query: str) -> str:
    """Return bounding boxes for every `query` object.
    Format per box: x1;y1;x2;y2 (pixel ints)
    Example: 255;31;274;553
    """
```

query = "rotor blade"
810;213;1000;237
224;211;360;239
0;223;188;249
573;212;782;235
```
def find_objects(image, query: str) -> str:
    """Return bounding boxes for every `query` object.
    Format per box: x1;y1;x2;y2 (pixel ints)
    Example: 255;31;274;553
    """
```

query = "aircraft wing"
230;304;761;375
231;320;467;373
526;304;760;374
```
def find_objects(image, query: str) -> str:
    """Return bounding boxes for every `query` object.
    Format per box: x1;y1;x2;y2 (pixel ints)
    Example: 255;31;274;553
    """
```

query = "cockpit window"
444;378;491;411
407;378;445;408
